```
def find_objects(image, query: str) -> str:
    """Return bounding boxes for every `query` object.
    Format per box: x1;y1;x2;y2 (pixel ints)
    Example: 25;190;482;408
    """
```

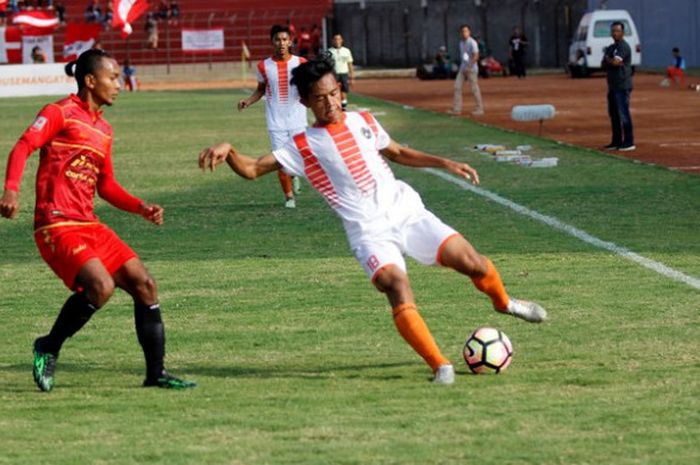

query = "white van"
567;9;641;77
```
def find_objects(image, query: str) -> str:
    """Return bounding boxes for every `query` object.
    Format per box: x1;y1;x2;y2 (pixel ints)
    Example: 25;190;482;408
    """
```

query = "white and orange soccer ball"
463;327;513;374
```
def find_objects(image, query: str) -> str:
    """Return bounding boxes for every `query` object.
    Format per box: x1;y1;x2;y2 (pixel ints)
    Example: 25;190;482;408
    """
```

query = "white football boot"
502;298;548;323
284;198;296;209
433;364;455;385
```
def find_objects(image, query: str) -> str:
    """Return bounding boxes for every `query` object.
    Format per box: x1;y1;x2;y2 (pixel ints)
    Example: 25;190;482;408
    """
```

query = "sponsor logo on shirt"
72;244;87;255
31;116;48;132
361;127;372;139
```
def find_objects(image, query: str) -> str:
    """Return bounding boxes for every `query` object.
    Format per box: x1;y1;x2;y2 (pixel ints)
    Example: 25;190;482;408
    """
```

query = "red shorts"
34;222;138;290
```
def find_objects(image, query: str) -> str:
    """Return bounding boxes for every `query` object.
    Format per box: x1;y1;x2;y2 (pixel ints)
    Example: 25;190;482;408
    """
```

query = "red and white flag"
0;26;22;64
112;0;149;38
12;10;59;35
63;23;101;61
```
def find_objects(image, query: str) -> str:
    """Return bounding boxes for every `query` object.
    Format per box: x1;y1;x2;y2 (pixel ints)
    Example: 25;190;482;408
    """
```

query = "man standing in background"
602;21;634;152
451;24;484;116
328;34;354;111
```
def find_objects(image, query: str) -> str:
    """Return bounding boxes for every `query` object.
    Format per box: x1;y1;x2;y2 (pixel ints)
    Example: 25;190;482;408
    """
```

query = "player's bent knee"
372;266;410;295
86;276;115;308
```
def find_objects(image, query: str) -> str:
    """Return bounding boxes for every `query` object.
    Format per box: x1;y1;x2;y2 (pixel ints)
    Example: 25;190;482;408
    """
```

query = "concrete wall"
332;0;589;68
587;0;699;67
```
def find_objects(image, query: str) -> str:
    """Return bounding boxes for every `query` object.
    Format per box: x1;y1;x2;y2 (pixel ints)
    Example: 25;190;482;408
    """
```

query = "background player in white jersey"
200;55;547;385
237;25;307;208
328;34;354;111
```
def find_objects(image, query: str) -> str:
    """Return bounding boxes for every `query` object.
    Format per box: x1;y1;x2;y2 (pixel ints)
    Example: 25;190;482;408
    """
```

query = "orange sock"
470;257;510;311
392;303;449;371
278;171;293;198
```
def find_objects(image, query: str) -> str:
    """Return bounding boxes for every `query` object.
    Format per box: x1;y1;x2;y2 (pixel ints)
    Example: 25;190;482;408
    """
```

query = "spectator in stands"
310;23;321;56
84;0;101;23
146;12;158;49
0;1;6;26
102;2;112;29
298;27;312;58
168;1;179;26
157;0;168;21
55;2;66;24
666;47;686;87
123;59;138;92
31;45;47;63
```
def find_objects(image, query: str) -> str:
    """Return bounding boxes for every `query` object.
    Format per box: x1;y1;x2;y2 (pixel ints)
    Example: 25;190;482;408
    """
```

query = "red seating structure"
47;1;332;65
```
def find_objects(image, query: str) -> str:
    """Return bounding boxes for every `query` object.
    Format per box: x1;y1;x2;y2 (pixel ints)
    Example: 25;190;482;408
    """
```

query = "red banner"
63;23;101;62
12;11;59;35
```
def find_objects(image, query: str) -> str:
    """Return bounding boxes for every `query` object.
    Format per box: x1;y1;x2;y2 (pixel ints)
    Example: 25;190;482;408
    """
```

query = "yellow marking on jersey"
34;221;100;233
51;141;106;158
65;118;112;139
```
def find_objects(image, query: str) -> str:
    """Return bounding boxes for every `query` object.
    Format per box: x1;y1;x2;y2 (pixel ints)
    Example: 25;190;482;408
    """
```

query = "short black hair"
291;53;337;100
460;24;471;31
64;48;112;90
270;24;291;40
611;21;625;31
672;47;680;53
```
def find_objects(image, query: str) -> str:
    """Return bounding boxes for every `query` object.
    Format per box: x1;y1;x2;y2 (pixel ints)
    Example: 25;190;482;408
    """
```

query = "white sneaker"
284;198;296;209
503;298;548;323
292;176;301;194
471;109;485;116
432;364;455;385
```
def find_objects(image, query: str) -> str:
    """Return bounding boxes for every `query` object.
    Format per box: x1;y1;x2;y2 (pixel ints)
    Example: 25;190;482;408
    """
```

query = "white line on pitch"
424;168;700;291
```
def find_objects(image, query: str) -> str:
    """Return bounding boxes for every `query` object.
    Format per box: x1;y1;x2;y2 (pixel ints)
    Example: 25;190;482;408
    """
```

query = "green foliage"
0;91;698;465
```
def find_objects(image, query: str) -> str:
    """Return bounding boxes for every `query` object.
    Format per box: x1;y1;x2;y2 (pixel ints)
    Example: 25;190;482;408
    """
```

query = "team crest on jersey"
361;127;372;139
31;116;48;132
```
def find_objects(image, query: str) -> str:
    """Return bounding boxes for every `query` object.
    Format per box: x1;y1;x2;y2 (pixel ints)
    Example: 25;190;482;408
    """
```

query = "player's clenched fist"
198;143;233;172
140;203;164;225
0;189;20;219
237;100;250;111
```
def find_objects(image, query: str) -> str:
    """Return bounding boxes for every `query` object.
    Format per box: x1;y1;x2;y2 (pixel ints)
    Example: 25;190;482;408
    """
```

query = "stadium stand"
34;1;332;65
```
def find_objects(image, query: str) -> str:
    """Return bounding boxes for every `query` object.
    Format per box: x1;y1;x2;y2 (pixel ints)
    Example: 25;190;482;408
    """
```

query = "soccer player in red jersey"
0;49;195;391
199;56;547;385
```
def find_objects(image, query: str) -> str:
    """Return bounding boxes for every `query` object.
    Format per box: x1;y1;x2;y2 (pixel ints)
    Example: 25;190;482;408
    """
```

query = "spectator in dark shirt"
602;21;634;151
298;26;312;58
168;1;179;26
508;27;528;78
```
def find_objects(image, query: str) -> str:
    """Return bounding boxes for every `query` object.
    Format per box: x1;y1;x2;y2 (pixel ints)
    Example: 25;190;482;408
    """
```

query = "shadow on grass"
0;360;420;391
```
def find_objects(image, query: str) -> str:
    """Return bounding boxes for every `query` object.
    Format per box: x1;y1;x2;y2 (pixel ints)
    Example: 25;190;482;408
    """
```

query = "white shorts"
351;209;460;282
269;128;306;151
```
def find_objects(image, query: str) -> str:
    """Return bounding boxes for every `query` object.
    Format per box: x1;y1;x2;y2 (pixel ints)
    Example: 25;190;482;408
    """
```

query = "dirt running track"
354;74;700;175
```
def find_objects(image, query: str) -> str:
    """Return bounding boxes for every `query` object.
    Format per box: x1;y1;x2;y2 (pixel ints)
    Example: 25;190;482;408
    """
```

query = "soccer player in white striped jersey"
238;24;307;208
200;55;547;385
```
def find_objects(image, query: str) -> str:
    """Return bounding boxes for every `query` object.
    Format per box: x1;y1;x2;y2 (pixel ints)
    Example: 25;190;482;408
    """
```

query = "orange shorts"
34;223;138;290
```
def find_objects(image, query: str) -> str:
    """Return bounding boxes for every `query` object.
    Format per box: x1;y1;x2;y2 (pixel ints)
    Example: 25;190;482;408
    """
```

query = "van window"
593;20;633;37
577;25;588;41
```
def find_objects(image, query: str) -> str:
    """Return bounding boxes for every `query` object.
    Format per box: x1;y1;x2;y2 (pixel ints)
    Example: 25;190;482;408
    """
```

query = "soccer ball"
463;327;513;374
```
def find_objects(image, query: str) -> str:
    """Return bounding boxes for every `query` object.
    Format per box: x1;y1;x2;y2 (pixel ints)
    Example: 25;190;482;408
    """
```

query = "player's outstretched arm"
198;142;281;180
381;140;480;185
237;82;266;111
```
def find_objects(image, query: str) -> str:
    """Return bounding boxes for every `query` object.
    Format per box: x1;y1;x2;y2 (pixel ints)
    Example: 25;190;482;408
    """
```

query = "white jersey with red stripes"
256;55;308;132
272;111;426;239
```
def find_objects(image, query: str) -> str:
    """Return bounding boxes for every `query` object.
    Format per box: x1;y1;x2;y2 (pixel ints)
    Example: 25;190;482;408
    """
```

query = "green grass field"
1;89;698;465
